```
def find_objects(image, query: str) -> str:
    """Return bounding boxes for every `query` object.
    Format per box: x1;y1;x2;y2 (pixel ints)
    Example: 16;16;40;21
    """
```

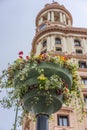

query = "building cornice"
32;26;87;53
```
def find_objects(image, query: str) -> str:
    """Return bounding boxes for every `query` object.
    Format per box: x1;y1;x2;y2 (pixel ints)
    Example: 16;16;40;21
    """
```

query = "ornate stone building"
23;2;87;130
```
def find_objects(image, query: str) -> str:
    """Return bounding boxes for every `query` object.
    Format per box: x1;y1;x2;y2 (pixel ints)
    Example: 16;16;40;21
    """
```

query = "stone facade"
22;2;87;130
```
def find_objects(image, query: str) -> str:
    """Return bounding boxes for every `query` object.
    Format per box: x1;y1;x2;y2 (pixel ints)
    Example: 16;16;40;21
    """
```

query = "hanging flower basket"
0;52;84;119
22;61;72;115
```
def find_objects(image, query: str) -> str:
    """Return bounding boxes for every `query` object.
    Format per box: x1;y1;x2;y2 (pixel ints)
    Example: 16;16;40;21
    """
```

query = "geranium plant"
0;51;85;126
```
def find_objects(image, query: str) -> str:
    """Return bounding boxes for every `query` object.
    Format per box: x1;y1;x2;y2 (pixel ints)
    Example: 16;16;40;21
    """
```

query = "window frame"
76;49;83;54
39;24;47;31
42;40;47;48
84;95;87;103
56;47;62;52
79;61;87;68
57;115;69;126
81;77;87;85
74;40;81;47
55;38;61;45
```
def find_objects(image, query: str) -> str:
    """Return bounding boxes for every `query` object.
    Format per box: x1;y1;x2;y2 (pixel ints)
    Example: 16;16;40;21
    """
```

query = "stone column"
40;17;43;24
67;37;75;54
51;11;54;22
48;12;51;21
47;36;51;51
38;17;43;25
62;37;67;52
63;14;66;24
82;38;87;54
60;12;63;23
68;20;71;26
36;42;42;55
50;35;55;51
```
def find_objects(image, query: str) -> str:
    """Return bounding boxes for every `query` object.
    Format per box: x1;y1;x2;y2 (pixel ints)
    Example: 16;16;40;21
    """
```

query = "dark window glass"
55;38;61;44
42;40;47;47
40;24;46;31
41;49;47;54
56;47;62;51
76;49;82;54
79;61;87;68
81;78;87;85
84;95;87;103
43;14;47;21
74;40;81;46
57;115;69;126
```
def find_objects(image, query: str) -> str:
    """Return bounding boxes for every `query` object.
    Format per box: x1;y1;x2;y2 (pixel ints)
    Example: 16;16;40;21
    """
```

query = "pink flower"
19;56;23;59
18;51;23;55
26;56;29;60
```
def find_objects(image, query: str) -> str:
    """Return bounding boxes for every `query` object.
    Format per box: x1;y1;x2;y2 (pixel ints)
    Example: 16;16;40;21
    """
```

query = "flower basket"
23;89;63;115
22;62;72;115
0;53;84;122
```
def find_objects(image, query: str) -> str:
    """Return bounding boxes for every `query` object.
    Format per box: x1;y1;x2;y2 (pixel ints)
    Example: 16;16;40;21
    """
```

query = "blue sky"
0;0;87;130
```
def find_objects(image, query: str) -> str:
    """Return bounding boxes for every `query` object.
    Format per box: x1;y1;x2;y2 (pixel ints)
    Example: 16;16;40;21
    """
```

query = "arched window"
39;24;46;31
42;40;47;48
55;38;61;44
74;40;81;46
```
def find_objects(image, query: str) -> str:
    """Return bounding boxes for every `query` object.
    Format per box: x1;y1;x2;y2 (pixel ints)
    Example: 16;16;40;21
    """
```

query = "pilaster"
67;37;75;54
51;11;54;22
62;37;67;52
63;14;66;24
82;38;87;54
47;36;51;51
60;12;63;23
50;35;55;51
48;12;51;21
35;42;42;55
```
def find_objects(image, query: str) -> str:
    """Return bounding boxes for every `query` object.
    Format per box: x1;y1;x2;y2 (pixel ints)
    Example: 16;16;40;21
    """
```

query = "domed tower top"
35;2;73;32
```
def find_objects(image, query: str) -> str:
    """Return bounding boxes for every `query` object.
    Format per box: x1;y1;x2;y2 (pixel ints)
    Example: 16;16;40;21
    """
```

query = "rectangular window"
79;61;87;68
81;78;87;85
42;41;47;47
55;38;61;44
57;115;69;126
84;95;87;103
56;47;62;51
74;40;81;46
76;49;82;54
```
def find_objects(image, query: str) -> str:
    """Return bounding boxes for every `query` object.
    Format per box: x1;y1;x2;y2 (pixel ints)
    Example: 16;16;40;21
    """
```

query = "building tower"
23;2;87;130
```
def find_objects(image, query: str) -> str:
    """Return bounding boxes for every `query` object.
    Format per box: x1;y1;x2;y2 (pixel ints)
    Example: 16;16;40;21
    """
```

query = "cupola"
35;2;73;32
31;2;73;54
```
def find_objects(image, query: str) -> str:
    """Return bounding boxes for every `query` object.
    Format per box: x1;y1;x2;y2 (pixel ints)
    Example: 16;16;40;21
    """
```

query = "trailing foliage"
0;52;85;126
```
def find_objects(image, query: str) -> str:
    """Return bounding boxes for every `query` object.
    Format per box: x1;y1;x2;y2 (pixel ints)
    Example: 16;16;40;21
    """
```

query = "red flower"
19;56;23;59
65;84;68;88
26;56;29;60
18;51;23;55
